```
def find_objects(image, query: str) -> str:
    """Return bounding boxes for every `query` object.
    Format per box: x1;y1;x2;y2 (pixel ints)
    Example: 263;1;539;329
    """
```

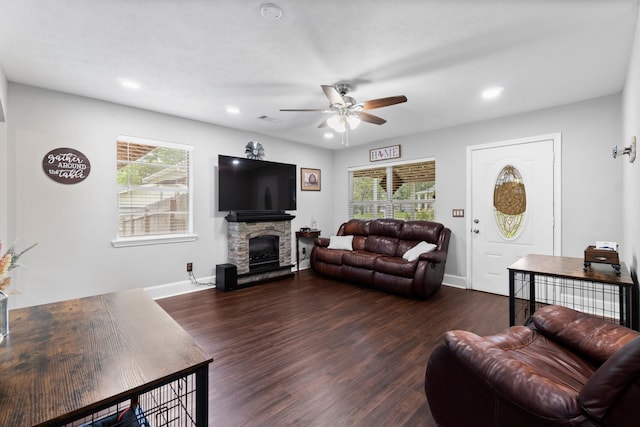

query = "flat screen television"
218;155;297;215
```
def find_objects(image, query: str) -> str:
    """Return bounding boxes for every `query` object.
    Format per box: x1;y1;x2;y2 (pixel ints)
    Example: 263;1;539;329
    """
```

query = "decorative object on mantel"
301;167;321;191
369;144;401;162
244;141;265;160
42;147;91;184
0;240;37;338
612;135;636;163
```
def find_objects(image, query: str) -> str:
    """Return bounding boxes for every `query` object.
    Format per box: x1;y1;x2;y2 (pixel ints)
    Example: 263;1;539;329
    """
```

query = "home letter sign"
369;144;401;162
42;147;91;184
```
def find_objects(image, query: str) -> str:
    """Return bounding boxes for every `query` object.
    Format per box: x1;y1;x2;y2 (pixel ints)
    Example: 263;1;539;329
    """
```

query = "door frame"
465;133;562;290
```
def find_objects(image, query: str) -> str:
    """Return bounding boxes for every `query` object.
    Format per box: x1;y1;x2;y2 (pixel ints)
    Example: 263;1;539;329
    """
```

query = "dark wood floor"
157;270;509;427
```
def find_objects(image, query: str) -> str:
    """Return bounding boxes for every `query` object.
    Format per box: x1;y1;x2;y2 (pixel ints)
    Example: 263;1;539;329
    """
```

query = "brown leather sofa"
425;305;640;426
309;219;451;299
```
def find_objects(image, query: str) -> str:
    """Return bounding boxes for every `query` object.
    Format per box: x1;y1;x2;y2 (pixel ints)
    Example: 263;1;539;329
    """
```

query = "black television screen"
218;155;297;213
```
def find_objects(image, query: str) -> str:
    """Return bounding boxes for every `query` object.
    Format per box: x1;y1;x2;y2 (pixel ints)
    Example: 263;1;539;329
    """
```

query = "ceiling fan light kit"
280;84;407;146
326;115;346;133
326;113;361;133
346;115;361;130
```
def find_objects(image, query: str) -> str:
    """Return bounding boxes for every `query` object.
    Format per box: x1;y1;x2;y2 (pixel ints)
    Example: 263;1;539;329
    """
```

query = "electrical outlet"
302;247;306;255
186;262;193;272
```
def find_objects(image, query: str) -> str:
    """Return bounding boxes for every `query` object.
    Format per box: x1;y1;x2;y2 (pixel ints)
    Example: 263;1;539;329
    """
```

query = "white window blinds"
349;160;435;221
115;136;194;242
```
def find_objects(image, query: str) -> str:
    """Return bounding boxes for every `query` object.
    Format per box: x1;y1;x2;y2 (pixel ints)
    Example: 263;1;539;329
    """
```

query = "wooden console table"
0;289;213;426
296;229;321;272
508;254;638;330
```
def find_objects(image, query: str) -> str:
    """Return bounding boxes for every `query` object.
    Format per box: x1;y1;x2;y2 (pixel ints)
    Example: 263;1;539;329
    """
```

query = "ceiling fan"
280;84;407;136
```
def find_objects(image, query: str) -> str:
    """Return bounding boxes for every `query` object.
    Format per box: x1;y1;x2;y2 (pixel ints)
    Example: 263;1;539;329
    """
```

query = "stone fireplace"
227;218;293;285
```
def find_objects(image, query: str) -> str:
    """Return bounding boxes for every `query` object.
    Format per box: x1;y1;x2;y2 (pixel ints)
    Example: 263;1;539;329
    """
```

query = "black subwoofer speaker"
216;263;237;291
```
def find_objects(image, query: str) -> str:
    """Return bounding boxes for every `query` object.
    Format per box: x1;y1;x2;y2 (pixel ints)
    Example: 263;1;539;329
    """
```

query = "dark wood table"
0;288;213;426
296;230;321;272
508;254;638;330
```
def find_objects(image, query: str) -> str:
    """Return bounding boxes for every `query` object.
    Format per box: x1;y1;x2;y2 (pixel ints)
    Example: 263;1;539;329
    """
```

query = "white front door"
468;134;561;295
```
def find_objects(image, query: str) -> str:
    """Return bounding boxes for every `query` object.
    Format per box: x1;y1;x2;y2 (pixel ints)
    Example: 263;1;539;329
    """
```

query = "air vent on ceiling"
258;115;282;123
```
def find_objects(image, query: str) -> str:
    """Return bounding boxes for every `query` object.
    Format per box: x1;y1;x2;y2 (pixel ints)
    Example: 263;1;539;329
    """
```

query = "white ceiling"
0;0;638;149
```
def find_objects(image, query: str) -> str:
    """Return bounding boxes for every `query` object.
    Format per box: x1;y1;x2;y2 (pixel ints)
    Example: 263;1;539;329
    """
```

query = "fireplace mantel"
225;211;295;223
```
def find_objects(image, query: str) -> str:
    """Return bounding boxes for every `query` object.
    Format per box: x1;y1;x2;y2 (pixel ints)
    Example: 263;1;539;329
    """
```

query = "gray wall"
0;65;6;122
622;7;640;281
0;66;6;244
331;94;623;286
2;81;628;305
5;84;334;307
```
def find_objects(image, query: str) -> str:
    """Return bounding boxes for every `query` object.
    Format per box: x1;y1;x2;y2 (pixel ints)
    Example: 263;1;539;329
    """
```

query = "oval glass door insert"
493;165;526;239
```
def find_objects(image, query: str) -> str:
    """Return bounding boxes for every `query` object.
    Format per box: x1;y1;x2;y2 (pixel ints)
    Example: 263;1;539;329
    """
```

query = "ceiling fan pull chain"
342;127;349;147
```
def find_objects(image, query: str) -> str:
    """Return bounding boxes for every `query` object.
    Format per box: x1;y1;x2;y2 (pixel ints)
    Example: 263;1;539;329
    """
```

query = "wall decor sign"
42;147;91;184
369;144;401;162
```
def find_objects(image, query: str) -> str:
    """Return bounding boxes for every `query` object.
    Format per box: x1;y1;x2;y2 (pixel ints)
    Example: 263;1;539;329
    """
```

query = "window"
113;136;195;247
349;159;435;221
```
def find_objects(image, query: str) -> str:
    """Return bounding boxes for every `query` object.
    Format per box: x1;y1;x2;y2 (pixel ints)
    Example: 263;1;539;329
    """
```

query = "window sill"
111;234;199;248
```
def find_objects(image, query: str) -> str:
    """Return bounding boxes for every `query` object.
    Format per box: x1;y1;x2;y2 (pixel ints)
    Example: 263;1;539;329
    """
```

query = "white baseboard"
145;272;468;300
442;273;467;289
145;276;215;300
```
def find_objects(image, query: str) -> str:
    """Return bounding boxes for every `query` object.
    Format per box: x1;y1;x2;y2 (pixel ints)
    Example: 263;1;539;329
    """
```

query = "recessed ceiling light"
226;105;240;114
118;78;140;90
324;133;334;139
482;86;504;100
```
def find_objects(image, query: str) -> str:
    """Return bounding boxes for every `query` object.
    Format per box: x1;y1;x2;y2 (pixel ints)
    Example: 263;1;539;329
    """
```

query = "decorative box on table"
584;245;620;274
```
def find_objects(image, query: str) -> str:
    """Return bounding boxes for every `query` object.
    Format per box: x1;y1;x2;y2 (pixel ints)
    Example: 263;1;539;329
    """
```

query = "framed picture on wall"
301;167;321;191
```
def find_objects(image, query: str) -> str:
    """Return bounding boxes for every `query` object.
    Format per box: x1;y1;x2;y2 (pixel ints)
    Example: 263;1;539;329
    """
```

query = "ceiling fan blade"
321;85;346;106
357;111;387;125
361;95;407;110
317;119;329;128
280;108;327;112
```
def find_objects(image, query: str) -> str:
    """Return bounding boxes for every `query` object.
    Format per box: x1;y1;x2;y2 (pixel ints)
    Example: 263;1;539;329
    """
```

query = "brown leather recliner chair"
425;305;640;426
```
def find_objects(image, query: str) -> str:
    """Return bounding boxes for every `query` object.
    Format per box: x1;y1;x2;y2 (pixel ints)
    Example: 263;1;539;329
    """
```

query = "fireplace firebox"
249;235;279;271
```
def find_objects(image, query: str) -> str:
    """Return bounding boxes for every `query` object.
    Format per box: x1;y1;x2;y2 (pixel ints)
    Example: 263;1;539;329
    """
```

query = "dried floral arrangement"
0;241;37;292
